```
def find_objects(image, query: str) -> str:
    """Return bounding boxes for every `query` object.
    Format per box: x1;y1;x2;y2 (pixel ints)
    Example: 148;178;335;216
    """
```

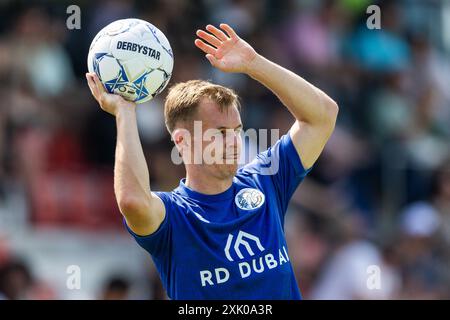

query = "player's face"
194;99;243;179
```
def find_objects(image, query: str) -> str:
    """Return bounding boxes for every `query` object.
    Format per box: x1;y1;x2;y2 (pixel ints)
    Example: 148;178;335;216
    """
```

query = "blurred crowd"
0;0;450;299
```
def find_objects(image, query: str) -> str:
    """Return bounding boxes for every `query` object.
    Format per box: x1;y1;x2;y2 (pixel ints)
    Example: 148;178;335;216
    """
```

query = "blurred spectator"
400;202;440;238
0;234;11;267
6;7;74;97
309;214;400;299
281;0;346;69
433;161;450;247
100;275;131;300
347;2;411;73
0;259;32;300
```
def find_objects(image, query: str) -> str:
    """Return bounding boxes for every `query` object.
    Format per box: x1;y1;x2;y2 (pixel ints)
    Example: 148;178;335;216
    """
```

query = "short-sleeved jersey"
125;133;311;299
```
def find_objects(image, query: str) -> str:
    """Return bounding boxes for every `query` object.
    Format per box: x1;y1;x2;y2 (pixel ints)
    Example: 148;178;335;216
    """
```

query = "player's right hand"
86;72;136;116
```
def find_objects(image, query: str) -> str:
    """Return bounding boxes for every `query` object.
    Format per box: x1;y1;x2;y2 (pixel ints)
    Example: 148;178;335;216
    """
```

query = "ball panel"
146;23;173;59
88;18;174;103
143;69;165;97
110;36;162;70
96;54;121;84
120;58;146;81
87;50;94;74
104;19;133;36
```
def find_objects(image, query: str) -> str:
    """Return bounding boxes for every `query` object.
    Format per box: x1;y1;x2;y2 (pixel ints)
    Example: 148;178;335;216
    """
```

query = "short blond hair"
164;80;240;133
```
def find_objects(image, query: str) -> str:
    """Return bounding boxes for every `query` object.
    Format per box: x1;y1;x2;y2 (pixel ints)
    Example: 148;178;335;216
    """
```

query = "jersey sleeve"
123;191;173;260
239;132;312;215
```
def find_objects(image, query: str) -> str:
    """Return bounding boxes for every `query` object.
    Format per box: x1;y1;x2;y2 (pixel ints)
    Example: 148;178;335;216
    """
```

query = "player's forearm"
114;107;151;211
246;54;338;126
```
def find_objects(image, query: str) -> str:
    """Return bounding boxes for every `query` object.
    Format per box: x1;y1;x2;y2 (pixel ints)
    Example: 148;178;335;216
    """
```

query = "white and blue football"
87;18;173;104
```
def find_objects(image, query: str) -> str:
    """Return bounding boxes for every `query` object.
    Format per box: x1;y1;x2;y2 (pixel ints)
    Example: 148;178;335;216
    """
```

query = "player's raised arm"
86;73;165;236
195;24;338;170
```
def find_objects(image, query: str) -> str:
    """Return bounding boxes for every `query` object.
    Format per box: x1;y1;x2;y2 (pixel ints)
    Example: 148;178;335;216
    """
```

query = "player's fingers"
91;73;107;95
206;24;228;41
220;23;238;40
196;30;222;48
206;54;224;69
194;39;217;55
86;73;100;100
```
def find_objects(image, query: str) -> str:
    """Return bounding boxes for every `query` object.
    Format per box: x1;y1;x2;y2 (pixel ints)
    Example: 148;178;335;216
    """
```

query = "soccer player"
86;23;338;299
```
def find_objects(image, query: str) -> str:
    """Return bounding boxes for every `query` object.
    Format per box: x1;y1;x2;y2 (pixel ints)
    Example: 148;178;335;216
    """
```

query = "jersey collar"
175;178;236;202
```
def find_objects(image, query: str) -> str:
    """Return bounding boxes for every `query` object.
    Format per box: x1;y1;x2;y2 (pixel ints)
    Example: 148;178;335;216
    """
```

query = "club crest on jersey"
235;188;265;210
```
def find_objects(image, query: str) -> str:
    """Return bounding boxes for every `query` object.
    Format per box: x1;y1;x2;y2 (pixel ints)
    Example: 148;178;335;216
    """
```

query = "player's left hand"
195;24;257;74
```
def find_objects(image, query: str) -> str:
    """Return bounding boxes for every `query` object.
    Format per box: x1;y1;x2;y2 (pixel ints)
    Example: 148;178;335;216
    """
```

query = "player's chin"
216;162;238;178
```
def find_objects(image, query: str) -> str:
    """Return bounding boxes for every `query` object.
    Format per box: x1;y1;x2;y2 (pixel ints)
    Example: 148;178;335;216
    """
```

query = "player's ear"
172;128;191;154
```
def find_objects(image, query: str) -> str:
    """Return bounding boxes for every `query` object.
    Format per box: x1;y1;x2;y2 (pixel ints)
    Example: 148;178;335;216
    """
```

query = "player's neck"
185;172;233;195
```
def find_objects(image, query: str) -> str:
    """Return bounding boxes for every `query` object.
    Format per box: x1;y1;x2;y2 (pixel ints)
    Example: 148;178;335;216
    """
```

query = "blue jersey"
125;133;312;299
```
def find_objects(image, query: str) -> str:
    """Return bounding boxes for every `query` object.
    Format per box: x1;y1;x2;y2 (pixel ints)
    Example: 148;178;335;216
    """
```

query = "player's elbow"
321;98;338;133
325;99;339;123
117;195;151;217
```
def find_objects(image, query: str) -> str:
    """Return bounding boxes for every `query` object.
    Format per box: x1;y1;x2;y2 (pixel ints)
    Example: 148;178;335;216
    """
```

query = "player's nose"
224;130;240;147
